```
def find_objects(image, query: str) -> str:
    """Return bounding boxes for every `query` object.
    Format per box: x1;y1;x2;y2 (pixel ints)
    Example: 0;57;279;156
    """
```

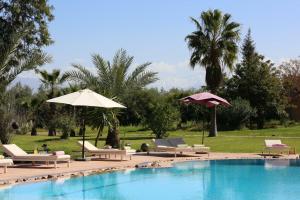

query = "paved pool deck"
0;152;298;185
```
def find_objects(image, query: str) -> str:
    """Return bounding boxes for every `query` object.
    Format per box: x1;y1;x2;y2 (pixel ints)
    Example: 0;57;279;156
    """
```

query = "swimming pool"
1;159;300;200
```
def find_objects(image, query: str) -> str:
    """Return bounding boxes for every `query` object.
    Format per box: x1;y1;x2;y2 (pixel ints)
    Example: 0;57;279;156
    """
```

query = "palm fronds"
67;49;159;100
0;31;51;88
185;9;240;92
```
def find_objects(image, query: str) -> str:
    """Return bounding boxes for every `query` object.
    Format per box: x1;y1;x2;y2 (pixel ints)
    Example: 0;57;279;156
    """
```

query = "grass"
4;125;300;158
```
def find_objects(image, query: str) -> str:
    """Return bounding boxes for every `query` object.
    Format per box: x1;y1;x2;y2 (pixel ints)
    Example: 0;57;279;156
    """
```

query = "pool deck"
0;152;298;185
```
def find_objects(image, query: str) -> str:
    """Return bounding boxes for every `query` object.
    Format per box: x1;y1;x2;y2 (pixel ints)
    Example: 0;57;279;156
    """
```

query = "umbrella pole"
82;118;85;159
81;106;87;160
202;119;205;144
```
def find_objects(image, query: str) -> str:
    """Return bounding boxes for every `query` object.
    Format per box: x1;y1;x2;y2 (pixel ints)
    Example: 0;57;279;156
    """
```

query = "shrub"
56;116;76;139
217;98;256;131
15;122;32;135
145;101;180;138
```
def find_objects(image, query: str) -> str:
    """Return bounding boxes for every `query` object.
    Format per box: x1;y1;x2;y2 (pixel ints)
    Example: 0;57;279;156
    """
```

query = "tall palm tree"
66;49;158;147
38;69;68;136
185;9;240;137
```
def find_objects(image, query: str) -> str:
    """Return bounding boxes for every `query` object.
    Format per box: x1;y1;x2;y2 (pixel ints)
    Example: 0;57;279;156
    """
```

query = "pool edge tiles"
0;153;297;186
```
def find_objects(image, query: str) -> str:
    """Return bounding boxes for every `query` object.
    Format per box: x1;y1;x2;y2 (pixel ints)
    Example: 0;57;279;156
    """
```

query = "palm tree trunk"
31;119;37;136
256;108;265;129
208;105;217;137
48;129;56;136
48;84;56;136
94;125;104;147
105;125;120;148
31;125;37;136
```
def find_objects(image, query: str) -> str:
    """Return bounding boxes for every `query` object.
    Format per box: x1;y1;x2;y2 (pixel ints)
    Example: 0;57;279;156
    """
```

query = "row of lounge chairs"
78;138;209;159
0;139;291;173
0;138;210;173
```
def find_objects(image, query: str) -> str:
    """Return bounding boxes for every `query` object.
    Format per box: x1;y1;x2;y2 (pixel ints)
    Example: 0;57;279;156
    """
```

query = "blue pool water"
1;159;300;200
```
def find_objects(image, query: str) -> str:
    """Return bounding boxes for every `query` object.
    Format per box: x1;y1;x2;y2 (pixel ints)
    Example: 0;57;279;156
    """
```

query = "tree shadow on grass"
35;138;63;142
126;128;149;133
120;136;154;140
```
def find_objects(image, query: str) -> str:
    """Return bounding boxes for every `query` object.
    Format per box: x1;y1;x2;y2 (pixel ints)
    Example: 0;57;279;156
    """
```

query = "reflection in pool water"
1;159;300;200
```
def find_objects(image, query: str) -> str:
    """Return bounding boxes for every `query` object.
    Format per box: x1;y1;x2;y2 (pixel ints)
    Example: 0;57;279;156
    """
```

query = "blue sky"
18;0;300;90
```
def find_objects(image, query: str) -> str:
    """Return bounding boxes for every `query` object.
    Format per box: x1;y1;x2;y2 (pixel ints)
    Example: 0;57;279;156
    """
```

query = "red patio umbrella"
181;92;230;140
181;92;230;107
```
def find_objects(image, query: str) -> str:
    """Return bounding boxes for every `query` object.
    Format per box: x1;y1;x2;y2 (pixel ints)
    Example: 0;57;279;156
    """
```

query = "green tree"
0;0;53;140
185;9;240;136
217;98;256;130
144;97;180;139
228;30;286;129
0;0;53;91
0;83;33;141
66;49;158;147
0;0;54;59
279;58;300;121
4;83;33;134
38;69;68;136
165;88;200;128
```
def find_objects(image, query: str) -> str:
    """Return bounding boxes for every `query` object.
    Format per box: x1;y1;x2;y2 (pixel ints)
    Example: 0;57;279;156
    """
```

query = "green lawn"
5;125;300;158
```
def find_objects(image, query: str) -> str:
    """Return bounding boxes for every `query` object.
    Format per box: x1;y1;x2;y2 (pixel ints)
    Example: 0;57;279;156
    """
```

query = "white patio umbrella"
47;89;126;160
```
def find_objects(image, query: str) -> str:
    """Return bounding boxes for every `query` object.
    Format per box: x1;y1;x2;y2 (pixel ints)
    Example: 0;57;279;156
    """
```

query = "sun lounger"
0;158;13;173
2;144;70;168
152;138;210;157
78;141;135;161
264;140;290;155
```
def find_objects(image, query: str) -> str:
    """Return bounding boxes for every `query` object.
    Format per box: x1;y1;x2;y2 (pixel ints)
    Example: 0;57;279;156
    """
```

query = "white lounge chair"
78;141;135;161
264;140;290;155
152;138;210;157
2;144;70;168
0;157;13;173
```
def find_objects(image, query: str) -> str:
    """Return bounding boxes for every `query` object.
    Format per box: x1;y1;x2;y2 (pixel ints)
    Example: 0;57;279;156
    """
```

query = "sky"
17;0;300;90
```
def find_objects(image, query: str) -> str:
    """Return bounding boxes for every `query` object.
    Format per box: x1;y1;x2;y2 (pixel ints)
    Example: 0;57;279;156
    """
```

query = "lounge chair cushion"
78;141;131;155
193;144;205;148
53;155;71;159
11;154;70;161
0;159;13;165
157;145;174;149
265;140;289;148
3;144;28;156
272;144;288;147
168;138;186;147
78;141;99;151
177;144;189;148
154;139;172;147
52;151;65;155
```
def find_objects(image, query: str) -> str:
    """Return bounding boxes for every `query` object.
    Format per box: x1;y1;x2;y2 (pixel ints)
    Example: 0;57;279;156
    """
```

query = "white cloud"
13;60;207;91
148;60;206;90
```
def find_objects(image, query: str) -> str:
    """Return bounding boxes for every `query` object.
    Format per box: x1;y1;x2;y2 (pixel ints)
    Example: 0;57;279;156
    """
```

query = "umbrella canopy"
181;92;230;108
181;91;230;139
47;89;126;108
47;88;126;160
